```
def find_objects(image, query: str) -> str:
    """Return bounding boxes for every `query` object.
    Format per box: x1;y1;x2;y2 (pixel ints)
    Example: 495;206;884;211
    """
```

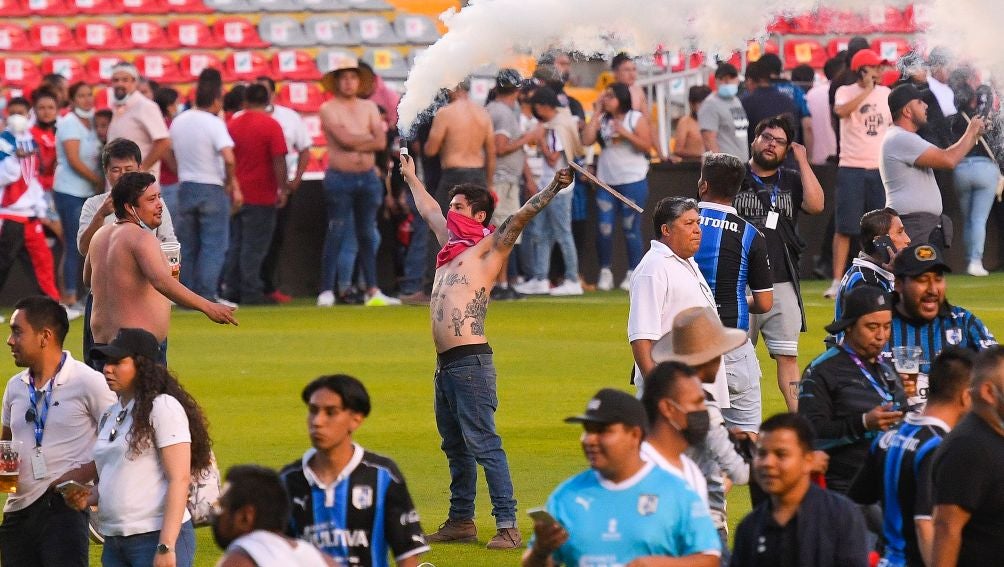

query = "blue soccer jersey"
535;461;720;565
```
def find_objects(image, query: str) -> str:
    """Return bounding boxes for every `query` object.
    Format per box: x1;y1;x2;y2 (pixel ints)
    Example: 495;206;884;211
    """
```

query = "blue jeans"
53;192;87;296
222;205;277;304
102;520;195;567
176;182;230;299
953;156;998;262
320;170;382;293
532;190;577;281
434;353;516;527
160;182;180;220
400;192;428;294
595;178;647;269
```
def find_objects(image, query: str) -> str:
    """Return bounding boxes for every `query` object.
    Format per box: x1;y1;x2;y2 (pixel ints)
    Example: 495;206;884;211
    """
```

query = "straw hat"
651;306;747;366
320;56;374;96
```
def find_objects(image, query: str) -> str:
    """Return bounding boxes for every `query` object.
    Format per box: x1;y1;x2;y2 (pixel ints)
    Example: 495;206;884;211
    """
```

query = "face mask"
5;113;28;135
670;401;711;445
129;206;151;231
74;107;95;120
718;84;739;99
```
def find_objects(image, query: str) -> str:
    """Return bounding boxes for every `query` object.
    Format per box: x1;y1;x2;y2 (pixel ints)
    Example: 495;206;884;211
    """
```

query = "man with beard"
84;172;237;365
106;63;170;177
734;117;824;411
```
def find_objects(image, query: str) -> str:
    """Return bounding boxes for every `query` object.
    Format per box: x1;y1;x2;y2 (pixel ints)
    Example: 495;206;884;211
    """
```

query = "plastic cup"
160;242;181;280
0;440;21;493
892;346;922;398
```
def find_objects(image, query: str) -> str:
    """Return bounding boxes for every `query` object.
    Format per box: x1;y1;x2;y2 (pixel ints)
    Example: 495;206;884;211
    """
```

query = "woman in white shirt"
65;328;211;567
582;82;653;292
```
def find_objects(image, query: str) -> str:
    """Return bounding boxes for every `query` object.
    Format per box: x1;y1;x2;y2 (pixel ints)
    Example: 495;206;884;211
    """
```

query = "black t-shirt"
932;413;1004;565
759;513;800;567
734;166;805;283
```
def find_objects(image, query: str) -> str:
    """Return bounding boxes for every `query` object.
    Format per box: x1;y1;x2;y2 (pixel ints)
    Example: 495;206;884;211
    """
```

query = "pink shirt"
835;83;892;169
107;92;170;177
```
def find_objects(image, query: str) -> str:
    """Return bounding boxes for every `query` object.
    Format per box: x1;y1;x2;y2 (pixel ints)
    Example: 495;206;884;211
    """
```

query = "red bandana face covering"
436;211;494;268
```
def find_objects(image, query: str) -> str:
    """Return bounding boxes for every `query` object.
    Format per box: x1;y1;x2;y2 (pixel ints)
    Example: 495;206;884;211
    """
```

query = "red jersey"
226;110;287;206
30;124;57;191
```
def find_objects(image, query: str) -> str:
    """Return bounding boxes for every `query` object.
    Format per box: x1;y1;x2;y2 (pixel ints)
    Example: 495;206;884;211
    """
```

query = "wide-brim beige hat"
320;57;374;96
651;306;748;366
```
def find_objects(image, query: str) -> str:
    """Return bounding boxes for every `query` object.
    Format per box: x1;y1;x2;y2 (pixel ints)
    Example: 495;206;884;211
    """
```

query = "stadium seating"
214;16;269;48
258;16;311;47
162;0;212;13
223;51;270;81
168;19;223;48
120;0;169;14
0;24;33;52
392;14;440;45
0;0;30;16
872;37;912;62
348;15;401;45
73;0;120;14
42;56;87;82
271;50;321;80
251;0;301;10
93;85;111;108
345;0;392;10
78;21;132;50
30;23;80;52
783;39;826;69
274;81;326;112
301;113;324;146
316;48;360;75
362;48;408;80
85;55;125;83
303;16;355;46
24;0;75;16
826;38;852;59
1;57;42;87
123;20;176;48
299;0;347;10
178;52;223;81
202;0;249;12
134;53;184;83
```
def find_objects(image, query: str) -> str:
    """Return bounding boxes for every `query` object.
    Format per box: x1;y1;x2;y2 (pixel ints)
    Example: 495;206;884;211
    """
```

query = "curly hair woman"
65;328;211;567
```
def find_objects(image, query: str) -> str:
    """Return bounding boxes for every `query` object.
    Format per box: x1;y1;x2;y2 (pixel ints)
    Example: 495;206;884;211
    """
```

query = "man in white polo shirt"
0;295;115;566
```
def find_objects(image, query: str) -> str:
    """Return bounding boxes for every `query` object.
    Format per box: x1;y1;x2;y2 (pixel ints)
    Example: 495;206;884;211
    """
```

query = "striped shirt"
695;202;772;331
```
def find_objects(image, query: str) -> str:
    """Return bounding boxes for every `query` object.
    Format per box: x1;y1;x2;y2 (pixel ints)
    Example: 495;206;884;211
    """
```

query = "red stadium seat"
826;38;852;59
0;0;30;16
301;113;324;146
786;14;826;35
123;20;175;49
213;17;269;48
120;0;168;13
824;9;871;34
85;55;124;83
271;50;321;81
161;0;211;12
41;56;87;83
1;57;42;87
903;5;928;32
871;37;912;63
25;0;75;15
783;39;826;69
306;148;328;174
178;52;223;81
135;53;183;83
0;24;33;52
223;51;269;81
667;52;704;73
93;85;112;109
274;81;326;113
78;21;131;50
867;6;914;33
765;17;789;35
72;0;120;14
167;19;222;49
30;23;79;52
724;40;779;69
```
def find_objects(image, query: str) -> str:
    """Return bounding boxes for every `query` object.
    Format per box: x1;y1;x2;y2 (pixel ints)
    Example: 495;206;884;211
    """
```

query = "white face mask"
74;107;95;120
5;113;28;135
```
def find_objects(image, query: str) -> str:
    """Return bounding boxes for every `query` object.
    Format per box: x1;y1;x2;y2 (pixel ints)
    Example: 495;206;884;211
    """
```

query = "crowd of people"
0;42;1003;567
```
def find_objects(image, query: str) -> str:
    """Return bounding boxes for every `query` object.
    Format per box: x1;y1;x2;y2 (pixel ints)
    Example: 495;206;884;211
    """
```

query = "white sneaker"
365;290;401;306
597;268;614;291
214;296;239;309
62;305;82;322
823;279;840;299
317;290;335;307
619;269;634;291
967;260;990;276
514;278;550;295
549;279;584;296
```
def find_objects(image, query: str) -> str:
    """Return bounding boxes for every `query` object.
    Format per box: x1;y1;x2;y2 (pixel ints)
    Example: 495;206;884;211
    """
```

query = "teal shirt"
55;113;101;198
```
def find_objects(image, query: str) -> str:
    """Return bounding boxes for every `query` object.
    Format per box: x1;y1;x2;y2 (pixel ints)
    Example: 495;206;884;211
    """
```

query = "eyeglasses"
758;132;789;147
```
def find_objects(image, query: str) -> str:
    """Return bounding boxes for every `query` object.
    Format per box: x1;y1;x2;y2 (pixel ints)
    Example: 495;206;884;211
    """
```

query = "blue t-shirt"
55;114;101;198
536;462;720;565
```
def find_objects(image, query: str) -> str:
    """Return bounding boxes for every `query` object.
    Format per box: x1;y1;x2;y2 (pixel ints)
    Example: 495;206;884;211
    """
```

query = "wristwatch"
156;543;172;555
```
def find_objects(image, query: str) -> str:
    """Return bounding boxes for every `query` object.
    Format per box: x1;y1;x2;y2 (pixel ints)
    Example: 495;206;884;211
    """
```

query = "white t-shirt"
539;128;573;194
93;394;192;536
269;105;312;181
640;441;709;508
169;108;234;186
596;110;649;186
1;352;115;512
229;530;330;567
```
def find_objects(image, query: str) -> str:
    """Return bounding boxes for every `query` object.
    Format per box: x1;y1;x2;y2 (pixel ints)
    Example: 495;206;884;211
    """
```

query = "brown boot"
426;519;477;543
486;527;522;549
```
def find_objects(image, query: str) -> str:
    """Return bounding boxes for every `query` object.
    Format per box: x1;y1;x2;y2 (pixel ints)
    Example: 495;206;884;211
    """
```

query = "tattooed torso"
430;241;502;353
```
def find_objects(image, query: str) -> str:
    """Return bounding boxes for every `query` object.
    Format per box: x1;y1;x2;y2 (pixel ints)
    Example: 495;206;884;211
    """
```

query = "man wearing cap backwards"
880;243;997;410
400;151;572;549
523;388;720;567
799;285;908;494
880;83;985;246
316;60;396;307
107;63;170;177
827;49;893;299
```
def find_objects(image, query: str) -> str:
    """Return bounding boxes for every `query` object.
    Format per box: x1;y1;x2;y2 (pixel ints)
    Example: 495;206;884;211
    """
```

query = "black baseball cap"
90;328;160;363
893;243;952;277
825;286;893;334
888;84;925;117
565;388;647;429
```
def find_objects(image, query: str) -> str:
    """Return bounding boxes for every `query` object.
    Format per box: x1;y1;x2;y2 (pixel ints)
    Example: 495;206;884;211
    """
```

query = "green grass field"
1;274;1002;566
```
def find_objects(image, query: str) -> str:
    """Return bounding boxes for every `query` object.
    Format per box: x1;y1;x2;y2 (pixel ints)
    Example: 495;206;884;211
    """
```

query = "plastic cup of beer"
0;440;21;493
892;346;923;398
160;242;181;280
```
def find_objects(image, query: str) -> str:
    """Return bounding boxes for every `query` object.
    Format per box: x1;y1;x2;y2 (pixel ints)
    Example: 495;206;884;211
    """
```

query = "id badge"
766;211;779;230
31;448;47;480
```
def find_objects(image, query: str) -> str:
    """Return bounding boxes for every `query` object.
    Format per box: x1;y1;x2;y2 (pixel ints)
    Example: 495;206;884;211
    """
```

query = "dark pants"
260;196;292;295
0;489;89;567
222;204;278;304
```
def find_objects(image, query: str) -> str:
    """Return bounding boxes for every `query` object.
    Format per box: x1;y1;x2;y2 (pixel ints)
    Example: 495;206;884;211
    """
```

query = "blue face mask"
718;83;739;99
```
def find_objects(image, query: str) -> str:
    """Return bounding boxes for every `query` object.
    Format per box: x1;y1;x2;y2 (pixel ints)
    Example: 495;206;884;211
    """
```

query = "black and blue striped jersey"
280;445;430;567
835;256;895;321
695;202;773;331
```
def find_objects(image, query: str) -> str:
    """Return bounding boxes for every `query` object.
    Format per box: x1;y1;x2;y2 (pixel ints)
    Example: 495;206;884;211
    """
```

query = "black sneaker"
337;289;364;305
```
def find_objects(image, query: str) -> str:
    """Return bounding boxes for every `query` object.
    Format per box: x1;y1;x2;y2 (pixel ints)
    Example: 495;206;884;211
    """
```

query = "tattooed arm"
400;153;449;246
491;168;573;251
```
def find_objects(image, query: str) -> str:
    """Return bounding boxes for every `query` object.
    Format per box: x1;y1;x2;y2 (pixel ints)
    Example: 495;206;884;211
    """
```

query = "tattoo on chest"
444;273;469;286
450;287;489;337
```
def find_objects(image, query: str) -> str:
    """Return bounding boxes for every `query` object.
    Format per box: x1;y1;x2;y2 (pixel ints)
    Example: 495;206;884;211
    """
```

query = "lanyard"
750;171;782;208
26;353;66;448
841;346;893;403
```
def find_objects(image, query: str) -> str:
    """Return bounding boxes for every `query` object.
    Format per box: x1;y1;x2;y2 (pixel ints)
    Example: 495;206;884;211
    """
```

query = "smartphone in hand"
527;507;558;526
